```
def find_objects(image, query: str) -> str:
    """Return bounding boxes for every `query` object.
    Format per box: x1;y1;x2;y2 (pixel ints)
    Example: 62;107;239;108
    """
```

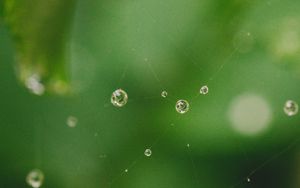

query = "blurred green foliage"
3;0;76;94
0;0;300;188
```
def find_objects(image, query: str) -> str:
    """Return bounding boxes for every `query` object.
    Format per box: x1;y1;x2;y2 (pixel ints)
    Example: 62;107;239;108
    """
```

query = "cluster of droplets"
26;169;44;188
24;78;299;186
110;86;210;114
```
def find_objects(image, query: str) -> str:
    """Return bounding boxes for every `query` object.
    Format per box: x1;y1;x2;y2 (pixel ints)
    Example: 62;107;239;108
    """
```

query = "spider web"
65;0;300;187
2;0;299;187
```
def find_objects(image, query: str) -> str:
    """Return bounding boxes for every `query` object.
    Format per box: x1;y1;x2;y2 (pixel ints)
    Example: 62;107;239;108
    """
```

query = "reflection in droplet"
144;148;152;157
228;94;272;135
26;169;44;188
176;100;190;114
66;116;78;128
161;91;168;98
111;89;128;107
25;74;45;96
284;100;298;116
200;85;209;95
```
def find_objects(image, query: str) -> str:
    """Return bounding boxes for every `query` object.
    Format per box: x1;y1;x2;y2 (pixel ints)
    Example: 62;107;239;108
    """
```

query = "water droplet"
200;85;209;95
161;91;168;98
175;100;190;114
25;74;45;96
111;89;128;107
144;148;152;157
284;100;298;116
187;144;190;148
66;116;78;128
124;169;128;173
26;169;44;188
247;177;251;182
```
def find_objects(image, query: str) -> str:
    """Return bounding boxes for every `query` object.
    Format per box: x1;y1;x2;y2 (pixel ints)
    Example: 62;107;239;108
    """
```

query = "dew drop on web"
199;85;209;95
111;89;128;107
284;100;298;116
26;169;44;188
175;100;190;114
144;148;152;157
161;90;168;98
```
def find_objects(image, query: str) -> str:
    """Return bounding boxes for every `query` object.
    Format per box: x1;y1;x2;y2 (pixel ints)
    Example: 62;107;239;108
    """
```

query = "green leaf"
3;0;76;95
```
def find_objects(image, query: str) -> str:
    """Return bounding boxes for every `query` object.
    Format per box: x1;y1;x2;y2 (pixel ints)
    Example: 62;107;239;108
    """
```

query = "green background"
0;0;300;187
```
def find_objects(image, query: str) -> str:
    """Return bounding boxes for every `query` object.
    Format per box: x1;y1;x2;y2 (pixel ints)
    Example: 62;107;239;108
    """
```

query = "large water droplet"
284;100;298;116
175;100;190;114
144;148;152;157
111;89;128;107
26;169;44;188
199;85;209;95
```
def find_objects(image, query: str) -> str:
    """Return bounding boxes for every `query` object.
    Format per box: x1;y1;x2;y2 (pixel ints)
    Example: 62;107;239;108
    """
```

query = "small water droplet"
284;100;298;116
247;177;251;182
111;89;128;107
26;169;44;188
25;74;45;96
66;116;78;128
124;169;128;173
187;144;190;148
161;91;168;98
176;100;190;114
200;85;209;95
144;148;152;157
